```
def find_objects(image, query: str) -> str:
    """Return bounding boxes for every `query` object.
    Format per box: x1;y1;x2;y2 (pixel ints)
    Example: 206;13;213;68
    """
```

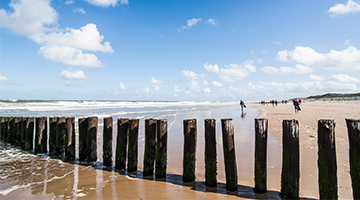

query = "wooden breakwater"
1;116;360;199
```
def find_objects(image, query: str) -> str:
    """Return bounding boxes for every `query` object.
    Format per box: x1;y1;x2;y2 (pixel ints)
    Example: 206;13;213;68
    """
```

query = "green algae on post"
143;118;157;176
155;119;167;179
317;119;338;200
345;119;360;200
103;117;113;167
183;119;197;182
254;118;268;193
116;118;129;170
281;119;299;199
221;118;238;191
205;119;217;187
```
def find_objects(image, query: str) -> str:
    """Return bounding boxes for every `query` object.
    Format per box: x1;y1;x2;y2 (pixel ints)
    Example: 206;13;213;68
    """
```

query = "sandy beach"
1;100;359;199
251;100;360;199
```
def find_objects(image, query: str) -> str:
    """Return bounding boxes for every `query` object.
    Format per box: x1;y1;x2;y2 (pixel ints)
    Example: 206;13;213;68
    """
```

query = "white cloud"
187;80;201;90
206;19;218;26
277;46;360;71
39;45;103;67
151;77;167;91
181;70;207;80
143;85;150;93
65;0;74;4
177;18;202;32
272;41;282;45
58;67;87;79
331;73;360;83
328;0;360;16
204;63;219;73
86;0;129;7
211;81;223;87
118;82;127;90
0;0;58;40
173;85;182;92
310;74;327;82
249;50;255;54
261;64;313;75
203;87;211;93
61;81;81;87
0;74;10;83
345;39;352;46
74;8;86;14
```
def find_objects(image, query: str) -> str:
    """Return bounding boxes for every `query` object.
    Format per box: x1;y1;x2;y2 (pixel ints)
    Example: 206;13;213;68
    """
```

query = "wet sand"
251;100;360;199
3;100;358;199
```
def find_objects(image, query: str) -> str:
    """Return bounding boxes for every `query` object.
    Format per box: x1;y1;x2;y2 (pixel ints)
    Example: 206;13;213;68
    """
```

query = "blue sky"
1;0;360;101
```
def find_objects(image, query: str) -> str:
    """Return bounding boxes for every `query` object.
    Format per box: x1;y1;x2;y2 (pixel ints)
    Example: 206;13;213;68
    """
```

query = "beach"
251;100;360;199
0;100;359;199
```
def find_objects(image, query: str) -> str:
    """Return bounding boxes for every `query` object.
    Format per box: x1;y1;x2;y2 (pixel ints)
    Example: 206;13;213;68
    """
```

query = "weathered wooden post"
345;119;360;199
15;117;24;147
20;118;27;149
78;117;88;161
318;119;337;199
57;117;66;158
128;119;139;172
64;117;75;161
6;117;14;143
221;118;238;191
24;117;34;151
183;119;197;182
155;119;167;178
0;117;3;140
254;118;268;193
49;117;58;155
116;118;129;170
35;117;47;154
87;117;98;162
281;119;300;199
103;117;113;167
205;119;217;187
143;118;157;176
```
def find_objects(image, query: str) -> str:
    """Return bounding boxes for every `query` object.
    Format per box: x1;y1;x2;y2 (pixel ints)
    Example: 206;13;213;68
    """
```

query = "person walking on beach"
293;99;301;114
240;100;246;112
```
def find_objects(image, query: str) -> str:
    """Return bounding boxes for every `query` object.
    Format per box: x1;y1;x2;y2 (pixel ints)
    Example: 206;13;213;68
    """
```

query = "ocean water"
0;100;282;198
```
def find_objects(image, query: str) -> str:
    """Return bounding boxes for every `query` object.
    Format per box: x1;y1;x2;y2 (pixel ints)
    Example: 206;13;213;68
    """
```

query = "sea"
0;100;282;198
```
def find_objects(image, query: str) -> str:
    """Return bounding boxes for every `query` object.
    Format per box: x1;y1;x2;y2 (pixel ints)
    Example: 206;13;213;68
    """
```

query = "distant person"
275;100;278;106
299;99;302;104
293;99;301;114
240;100;246;112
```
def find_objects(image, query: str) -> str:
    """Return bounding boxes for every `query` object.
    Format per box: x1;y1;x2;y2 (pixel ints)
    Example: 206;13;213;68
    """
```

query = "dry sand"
250;100;360;199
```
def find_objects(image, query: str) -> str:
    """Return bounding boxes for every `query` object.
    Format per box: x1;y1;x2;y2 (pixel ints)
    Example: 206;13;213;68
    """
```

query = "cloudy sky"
1;0;360;101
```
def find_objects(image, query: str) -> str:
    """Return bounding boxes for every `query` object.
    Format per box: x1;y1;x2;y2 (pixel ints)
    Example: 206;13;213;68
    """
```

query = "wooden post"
78;117;88;161
205;119;217;187
57;117;66;158
116;118;129;170
183;119;197;182
87;117;98;162
65;117;75;161
6;117;14;143
103;117;113;167
345;119;360;199
15;117;24;147
281;119;300;199
143;118;157;176
128;119;139;172
155;119;167;178
221;119;238;191
0;117;3;140
24;117;34;151
49;117;57;155
21;118;27;149
254;118;268;193
318;119;337;199
35;117;47;154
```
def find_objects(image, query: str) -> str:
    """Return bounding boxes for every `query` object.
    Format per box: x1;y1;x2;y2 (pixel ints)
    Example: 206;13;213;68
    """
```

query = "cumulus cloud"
261;64;313;75
181;70;207;80
205;61;256;82
211;81;223;87
276;46;360;71
118;82;127;90
331;73;360;83
151;77;167;91
204;63;219;73
310;74;327;82
173;85;182;92
0;0;58;40
203;87;211;93
0;74;19;85
272;41;282;45
206;19;218;26
1;0;113;68
187;80;201;90
58;67;87;79
328;0;360;16
74;8;86;14
177;18;202;32
86;0;129;7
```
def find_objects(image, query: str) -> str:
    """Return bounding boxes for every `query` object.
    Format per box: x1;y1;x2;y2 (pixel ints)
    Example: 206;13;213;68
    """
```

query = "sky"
1;0;360;101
